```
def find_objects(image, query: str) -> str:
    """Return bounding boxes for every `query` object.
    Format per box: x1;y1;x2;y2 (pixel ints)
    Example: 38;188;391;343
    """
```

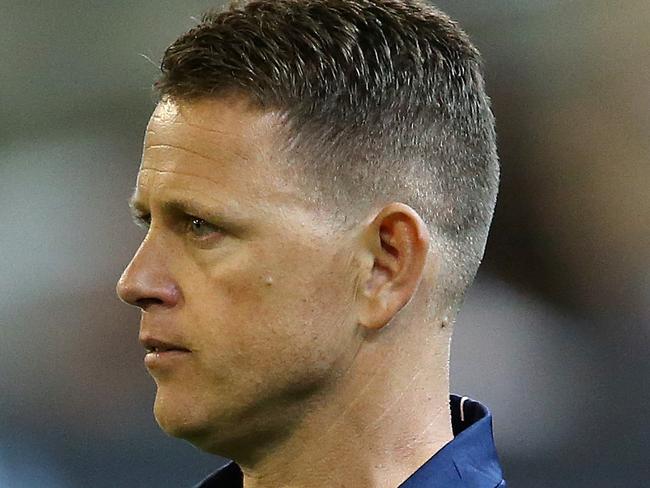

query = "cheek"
191;243;355;383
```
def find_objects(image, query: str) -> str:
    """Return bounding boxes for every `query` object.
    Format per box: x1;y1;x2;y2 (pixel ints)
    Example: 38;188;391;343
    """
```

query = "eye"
187;217;221;239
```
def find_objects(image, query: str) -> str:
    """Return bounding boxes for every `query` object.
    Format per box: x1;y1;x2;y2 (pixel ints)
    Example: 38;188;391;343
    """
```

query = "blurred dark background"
1;1;648;486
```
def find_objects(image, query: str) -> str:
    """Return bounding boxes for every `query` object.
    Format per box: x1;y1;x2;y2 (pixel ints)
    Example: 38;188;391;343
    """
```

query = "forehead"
145;97;272;161
135;97;299;209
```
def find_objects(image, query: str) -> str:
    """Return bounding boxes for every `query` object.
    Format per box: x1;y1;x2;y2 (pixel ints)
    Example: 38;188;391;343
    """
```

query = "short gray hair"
155;0;499;316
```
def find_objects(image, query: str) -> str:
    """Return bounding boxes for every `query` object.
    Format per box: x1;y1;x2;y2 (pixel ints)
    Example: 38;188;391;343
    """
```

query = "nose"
116;238;181;311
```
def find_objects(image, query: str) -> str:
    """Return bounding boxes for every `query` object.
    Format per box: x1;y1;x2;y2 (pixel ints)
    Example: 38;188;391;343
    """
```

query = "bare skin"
117;96;453;488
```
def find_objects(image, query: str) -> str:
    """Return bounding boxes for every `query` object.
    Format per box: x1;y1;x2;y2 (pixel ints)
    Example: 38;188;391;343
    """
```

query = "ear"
356;202;430;330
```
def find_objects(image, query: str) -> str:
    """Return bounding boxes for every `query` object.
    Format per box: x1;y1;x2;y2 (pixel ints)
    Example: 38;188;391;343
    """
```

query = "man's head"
156;0;499;314
117;0;498;460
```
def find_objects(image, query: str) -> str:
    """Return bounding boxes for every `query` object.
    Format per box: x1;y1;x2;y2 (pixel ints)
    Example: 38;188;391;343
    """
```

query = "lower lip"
144;350;191;369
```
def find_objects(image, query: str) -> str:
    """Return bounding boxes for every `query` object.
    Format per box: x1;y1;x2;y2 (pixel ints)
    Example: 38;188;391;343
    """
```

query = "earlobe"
357;203;429;330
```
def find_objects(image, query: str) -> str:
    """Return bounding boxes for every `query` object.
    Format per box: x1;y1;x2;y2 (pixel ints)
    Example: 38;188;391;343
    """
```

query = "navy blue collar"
195;395;505;487
397;395;505;487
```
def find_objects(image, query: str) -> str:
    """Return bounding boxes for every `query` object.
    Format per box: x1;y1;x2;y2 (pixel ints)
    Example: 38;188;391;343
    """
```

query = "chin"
154;391;202;435
152;391;230;453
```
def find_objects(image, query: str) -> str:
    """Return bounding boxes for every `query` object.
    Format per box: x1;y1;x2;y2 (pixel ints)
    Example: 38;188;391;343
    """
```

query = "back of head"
155;0;499;319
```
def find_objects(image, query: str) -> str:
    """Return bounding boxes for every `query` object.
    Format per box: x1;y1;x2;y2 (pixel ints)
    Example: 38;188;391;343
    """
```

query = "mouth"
144;345;190;354
140;337;191;354
140;336;192;370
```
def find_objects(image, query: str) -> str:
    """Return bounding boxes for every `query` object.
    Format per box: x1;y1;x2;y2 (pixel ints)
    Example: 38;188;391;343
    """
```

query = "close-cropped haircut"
155;0;499;318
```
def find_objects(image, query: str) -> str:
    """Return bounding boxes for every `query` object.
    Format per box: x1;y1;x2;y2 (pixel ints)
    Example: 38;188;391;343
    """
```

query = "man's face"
117;97;361;453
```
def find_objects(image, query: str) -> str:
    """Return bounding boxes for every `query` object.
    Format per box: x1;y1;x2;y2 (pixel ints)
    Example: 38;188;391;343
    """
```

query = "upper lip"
139;335;191;353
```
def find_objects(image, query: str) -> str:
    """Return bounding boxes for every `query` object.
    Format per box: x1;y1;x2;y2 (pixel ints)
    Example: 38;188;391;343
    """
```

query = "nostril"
135;297;165;310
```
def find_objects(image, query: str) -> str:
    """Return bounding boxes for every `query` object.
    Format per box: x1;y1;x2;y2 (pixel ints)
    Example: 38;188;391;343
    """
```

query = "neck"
238;321;453;488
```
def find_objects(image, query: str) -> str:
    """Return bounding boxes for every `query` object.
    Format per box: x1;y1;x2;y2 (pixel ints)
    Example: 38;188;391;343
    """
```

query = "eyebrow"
128;194;232;226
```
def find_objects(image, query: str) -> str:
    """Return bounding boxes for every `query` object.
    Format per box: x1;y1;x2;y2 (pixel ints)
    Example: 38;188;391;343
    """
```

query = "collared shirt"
194;395;506;487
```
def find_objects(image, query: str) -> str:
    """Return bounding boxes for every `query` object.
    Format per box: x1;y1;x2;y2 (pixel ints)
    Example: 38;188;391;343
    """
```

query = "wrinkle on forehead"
139;166;228;186
144;143;248;164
